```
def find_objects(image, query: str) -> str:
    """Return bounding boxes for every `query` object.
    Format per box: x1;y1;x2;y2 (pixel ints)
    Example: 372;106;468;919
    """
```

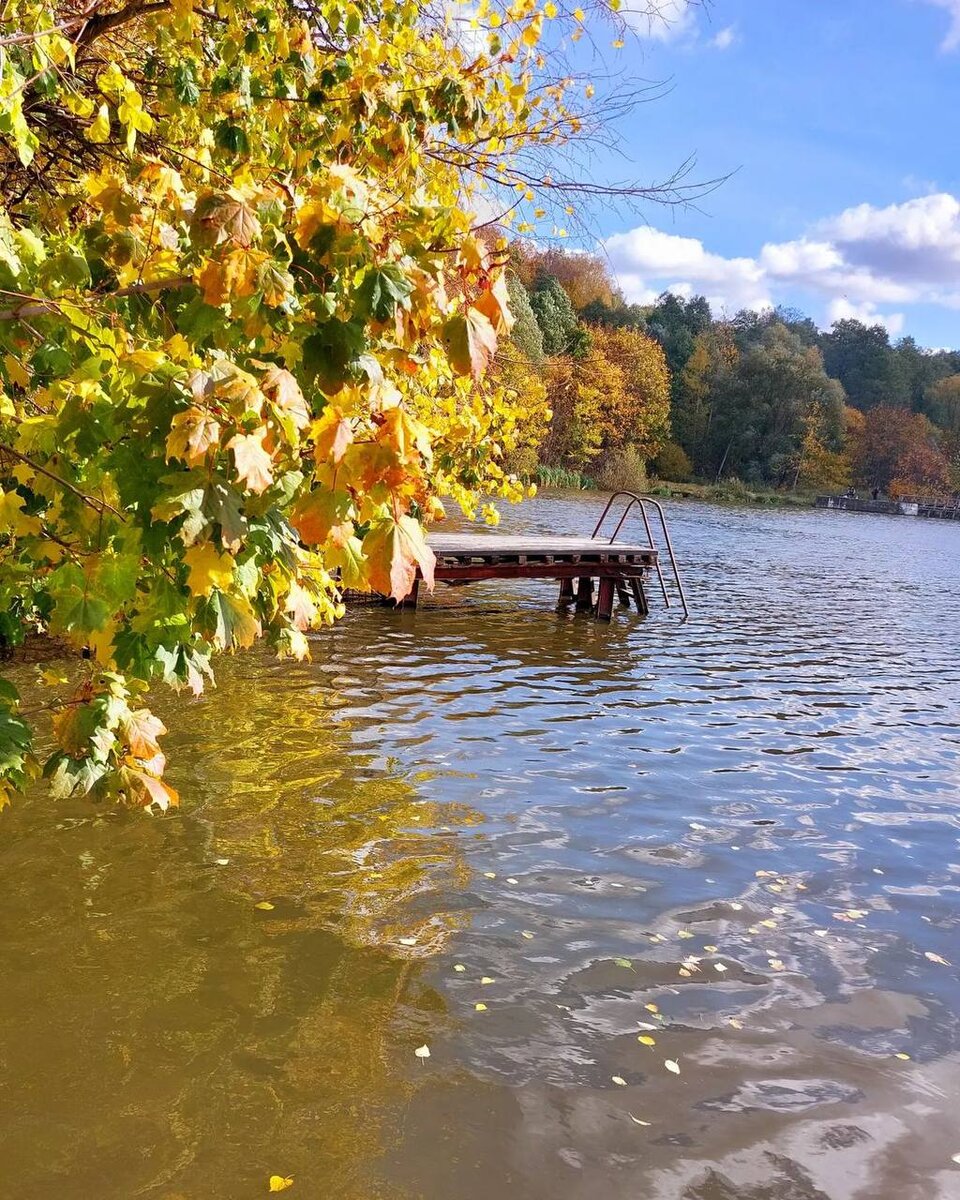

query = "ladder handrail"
591;491;690;620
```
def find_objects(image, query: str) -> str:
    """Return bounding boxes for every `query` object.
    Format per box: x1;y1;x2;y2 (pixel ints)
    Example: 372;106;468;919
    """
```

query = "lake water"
2;495;960;1200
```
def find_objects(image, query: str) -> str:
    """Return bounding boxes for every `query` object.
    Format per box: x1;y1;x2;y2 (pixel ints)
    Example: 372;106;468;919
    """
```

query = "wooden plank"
429;533;655;556
434;562;650;583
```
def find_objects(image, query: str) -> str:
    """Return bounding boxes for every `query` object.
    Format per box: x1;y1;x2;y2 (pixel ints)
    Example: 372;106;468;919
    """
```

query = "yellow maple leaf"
184;544;235;597
228;429;274;494
268;1174;294;1191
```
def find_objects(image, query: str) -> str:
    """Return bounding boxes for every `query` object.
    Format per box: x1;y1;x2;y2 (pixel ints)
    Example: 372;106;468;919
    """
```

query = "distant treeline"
498;244;960;498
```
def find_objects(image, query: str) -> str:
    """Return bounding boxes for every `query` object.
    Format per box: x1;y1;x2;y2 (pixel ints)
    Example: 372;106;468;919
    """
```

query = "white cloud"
604;225;771;314
710;25;737;50
626;0;697;42
921;0;960;50
827;298;905;336
602;192;960;331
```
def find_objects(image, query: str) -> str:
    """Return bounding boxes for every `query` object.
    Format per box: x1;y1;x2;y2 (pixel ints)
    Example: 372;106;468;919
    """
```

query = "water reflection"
1;497;960;1199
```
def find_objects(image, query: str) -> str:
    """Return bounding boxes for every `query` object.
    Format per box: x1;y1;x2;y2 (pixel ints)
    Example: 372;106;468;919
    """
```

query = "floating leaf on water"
506;877;518;885
704;944;718;953
269;1176;294;1192
475;1002;487;1011
214;858;229;866
614;958;634;970
611;1075;627;1086
398;937;417;946
483;872;496;879
714;963;728;973
645;1004;659;1014
628;1113;651;1125
414;1045;430;1059
678;968;691;977
768;958;785;971
925;952;951;965
255;901;275;911
895;1052;911;1060
521;931;535;940
481;976;495;985
638;1035;656;1046
760;919;777;929
677;930;694;939
454;964;466;972
729;902;743;911
728;1018;743;1029
664;1060;680;1075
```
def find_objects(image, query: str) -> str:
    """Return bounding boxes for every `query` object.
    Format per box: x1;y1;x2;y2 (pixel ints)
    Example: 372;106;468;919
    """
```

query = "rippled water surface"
2;496;960;1200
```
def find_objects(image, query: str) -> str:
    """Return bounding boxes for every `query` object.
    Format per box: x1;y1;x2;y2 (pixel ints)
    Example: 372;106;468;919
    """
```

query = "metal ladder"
592;491;690;620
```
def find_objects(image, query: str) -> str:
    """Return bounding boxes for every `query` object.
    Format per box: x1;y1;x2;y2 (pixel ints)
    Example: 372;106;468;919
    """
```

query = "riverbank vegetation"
501;246;960;501
0;0;715;810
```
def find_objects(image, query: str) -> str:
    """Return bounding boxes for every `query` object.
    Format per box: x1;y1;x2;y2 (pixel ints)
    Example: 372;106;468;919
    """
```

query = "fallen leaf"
925;952;951;966
704;944;718;953
895;1052;911;1060
645;1004;659;1014
506;877;518;884
521;931;534;940
475;1002;487;1011
214;857;229;866
677;930;694;939
483;872;496;879
664;1060;680;1075
638;1035;656;1046
398;936;417;946
453;964;466;973
628;1114;651;1126
269;1176;294;1192
255;901;275;911
481;976;495;985
414;1044;430;1059
614;958;634;970
611;1075;627;1086
714;963;728;973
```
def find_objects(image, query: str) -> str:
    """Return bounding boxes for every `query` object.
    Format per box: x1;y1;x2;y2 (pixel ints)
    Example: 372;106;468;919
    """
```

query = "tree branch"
0;275;192;321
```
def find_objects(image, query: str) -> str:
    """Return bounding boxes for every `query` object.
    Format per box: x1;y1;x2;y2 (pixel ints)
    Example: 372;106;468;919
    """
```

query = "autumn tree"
0;0;696;812
850;407;951;496
586;325;670;461
513;246;617;311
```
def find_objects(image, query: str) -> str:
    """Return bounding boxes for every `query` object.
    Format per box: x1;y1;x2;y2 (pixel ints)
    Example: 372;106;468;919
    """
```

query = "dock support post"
400;577;420;610
558;578;575;608
615;581;631;607
630;577;649;616
575;577;593;612
595;578;615;622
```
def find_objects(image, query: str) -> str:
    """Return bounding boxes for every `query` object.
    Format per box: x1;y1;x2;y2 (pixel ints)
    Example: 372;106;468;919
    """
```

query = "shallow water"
2;496;960;1200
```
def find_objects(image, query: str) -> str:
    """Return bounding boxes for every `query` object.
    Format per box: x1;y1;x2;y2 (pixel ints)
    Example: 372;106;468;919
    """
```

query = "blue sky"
575;0;960;346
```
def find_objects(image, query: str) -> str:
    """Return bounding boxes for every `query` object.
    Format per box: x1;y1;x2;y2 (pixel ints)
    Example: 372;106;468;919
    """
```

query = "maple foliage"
0;0;614;811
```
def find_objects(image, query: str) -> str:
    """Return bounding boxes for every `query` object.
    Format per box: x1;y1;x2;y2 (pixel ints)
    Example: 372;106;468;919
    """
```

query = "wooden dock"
394;493;689;622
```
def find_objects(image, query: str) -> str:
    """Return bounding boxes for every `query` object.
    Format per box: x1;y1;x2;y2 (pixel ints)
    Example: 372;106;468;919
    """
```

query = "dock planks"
400;532;660;620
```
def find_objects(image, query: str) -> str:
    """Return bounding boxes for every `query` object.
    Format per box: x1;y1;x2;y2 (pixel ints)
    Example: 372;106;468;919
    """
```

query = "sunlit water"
2;496;960;1200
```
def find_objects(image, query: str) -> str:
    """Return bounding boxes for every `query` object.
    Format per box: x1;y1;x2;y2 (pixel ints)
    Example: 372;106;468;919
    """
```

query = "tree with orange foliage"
850;408;951;497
